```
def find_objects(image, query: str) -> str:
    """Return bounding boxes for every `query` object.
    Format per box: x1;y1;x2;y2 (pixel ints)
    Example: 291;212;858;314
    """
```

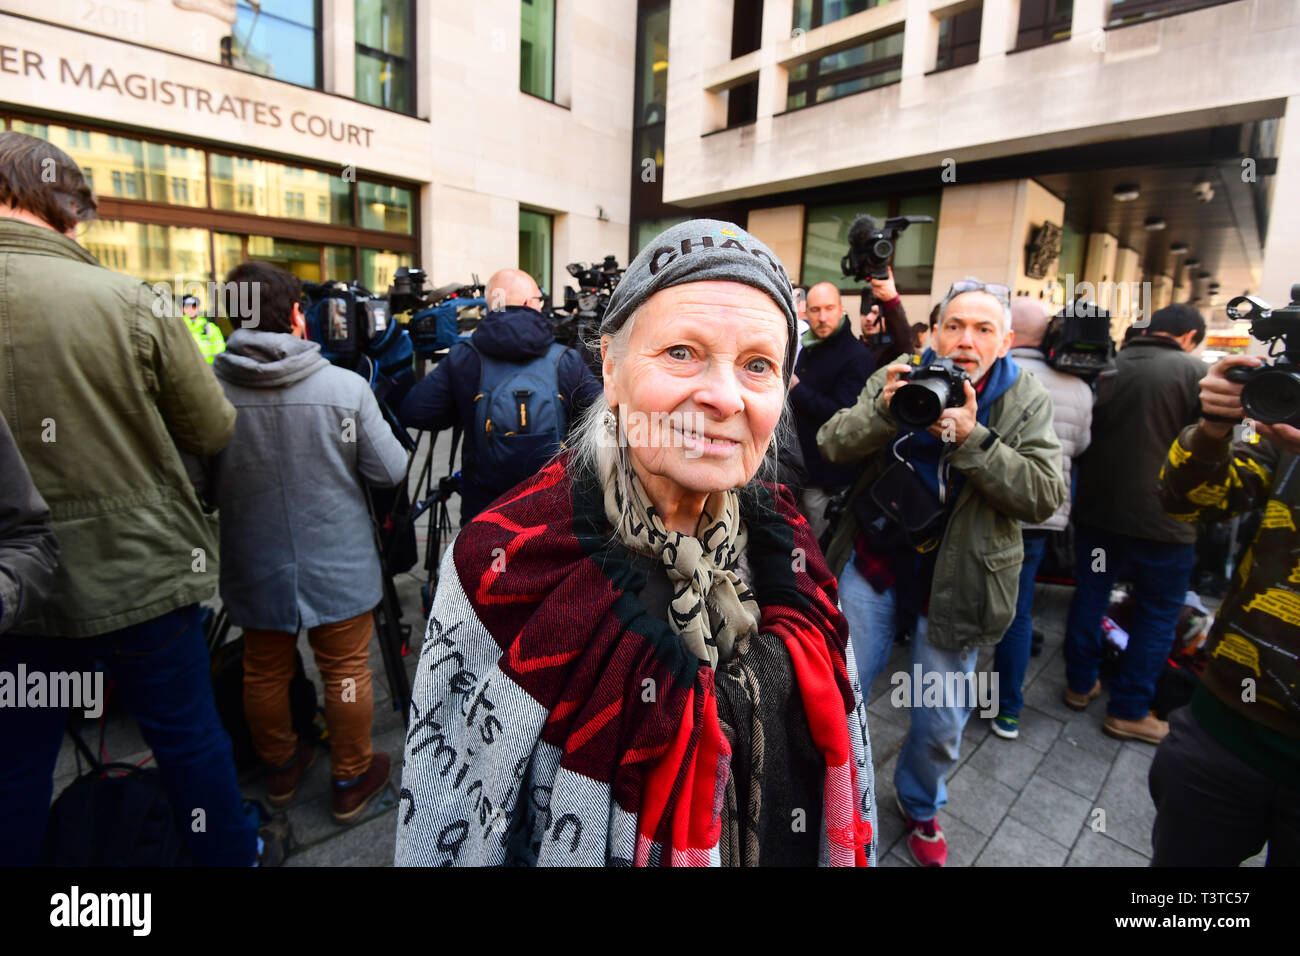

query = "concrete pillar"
902;0;940;78
1083;232;1119;294
1071;0;1106;45
747;205;807;283
323;0;356;98
1259;97;1300;309
1152;274;1173;313
979;0;1021;60
755;0;793;120
555;0;573;109
1112;246;1140;336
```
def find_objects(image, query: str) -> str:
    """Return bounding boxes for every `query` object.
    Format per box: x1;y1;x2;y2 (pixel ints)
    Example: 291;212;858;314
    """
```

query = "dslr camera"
1224;284;1300;426
891;356;970;431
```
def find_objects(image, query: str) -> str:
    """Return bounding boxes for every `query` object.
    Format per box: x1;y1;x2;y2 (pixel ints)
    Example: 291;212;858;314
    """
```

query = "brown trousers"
242;611;374;780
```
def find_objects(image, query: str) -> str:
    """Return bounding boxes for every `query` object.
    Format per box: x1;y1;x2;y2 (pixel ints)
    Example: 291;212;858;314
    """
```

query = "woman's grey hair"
936;278;1013;334
565;302;794;534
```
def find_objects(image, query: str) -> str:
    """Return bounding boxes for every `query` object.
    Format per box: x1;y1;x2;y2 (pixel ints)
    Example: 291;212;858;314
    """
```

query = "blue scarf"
894;350;1021;505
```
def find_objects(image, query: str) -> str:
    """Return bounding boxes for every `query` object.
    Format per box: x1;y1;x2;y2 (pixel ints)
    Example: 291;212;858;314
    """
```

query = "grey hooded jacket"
211;331;409;631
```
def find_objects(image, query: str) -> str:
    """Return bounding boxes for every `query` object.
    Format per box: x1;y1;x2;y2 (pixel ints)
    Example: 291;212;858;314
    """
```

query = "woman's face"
603;281;788;502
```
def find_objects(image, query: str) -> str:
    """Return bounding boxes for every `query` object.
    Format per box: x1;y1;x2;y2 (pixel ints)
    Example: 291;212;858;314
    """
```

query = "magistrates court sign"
0;12;432;181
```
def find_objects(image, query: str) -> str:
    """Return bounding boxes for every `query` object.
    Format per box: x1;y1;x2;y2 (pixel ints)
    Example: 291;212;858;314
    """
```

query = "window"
725;0;763;128
11;122;204;207
520;0;556;101
634;216;691;257
802;193;939;294
1108;0;1228;26
361;248;413;295
210;154;353;225
518;210;553;293
793;0;887;32
359;181;414;234
934;8;982;72
230;0;320;89
356;0;414;113
786;29;903;110
1058;221;1084;285
1016;0;1072;51
78;221;211;291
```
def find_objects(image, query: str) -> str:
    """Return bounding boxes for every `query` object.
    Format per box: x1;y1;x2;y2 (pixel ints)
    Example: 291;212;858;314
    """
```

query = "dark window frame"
932;7;983;74
1106;0;1235;27
1014;0;1073;52
355;0;417;115
785;34;904;112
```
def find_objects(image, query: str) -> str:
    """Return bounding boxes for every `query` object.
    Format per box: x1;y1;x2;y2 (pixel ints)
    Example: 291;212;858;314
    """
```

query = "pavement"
51;430;1267;866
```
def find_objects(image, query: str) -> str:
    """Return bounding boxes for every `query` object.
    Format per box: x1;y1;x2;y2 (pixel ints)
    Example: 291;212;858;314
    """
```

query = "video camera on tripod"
552;254;625;372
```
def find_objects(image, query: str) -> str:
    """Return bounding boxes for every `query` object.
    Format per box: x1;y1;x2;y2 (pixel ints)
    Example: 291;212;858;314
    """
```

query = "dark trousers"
993;529;1050;718
0;604;258;865
1150;706;1299;866
1064;525;1195;720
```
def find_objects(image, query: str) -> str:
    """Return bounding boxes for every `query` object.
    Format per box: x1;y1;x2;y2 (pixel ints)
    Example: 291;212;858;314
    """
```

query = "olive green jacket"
0;219;235;637
817;355;1066;652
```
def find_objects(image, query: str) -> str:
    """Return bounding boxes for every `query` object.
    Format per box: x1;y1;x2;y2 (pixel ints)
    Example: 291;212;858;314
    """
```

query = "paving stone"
284;805;398;867
965;733;1045;790
878;848;912;866
943;765;1018;836
1022;672;1078;723
866;709;909;768
285;776;399;852
1067;827;1150;867
975;815;1069;867
874;801;906;861
938;812;988;868
1037;737;1112;800
1008;774;1093;847
1012;706;1063;754
1093;747;1158;856
1058;709;1123;760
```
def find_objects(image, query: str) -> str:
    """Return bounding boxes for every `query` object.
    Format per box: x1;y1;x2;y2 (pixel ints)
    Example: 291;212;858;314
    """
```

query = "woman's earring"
603;410;617;432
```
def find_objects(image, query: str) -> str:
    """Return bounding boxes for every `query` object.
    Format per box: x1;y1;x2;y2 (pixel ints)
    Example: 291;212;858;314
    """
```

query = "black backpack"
45;729;191;866
470;342;568;495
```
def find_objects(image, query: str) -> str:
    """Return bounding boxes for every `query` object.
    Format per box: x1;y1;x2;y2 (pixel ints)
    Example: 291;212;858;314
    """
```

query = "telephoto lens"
890;357;969;430
1238;365;1300;427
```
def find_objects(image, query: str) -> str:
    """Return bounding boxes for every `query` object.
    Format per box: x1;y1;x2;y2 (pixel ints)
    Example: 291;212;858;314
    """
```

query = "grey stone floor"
51;431;1267;866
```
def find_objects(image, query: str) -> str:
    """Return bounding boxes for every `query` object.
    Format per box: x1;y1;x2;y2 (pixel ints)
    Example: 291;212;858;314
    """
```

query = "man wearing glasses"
399;268;600;523
819;278;1066;866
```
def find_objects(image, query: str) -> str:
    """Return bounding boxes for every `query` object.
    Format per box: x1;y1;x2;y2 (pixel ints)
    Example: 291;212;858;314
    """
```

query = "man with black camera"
819;278;1065;866
399;268;600;522
1065;304;1207;745
1150;351;1300;865
790;281;875;541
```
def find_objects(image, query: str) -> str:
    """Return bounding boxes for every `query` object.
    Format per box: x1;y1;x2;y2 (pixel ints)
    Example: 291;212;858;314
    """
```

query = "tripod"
407;425;462;616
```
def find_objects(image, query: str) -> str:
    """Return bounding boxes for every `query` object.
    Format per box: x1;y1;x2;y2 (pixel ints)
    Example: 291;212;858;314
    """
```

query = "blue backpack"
470;342;568;494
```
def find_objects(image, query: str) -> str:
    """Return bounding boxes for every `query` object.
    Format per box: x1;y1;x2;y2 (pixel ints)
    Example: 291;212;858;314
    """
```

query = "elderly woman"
395;220;875;867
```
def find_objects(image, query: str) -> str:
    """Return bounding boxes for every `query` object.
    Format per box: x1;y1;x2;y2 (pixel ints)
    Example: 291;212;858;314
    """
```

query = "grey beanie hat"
600;219;798;380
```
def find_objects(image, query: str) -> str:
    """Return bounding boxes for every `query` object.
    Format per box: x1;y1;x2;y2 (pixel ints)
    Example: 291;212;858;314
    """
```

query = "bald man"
790;281;876;541
990;297;1095;739
399;267;600;522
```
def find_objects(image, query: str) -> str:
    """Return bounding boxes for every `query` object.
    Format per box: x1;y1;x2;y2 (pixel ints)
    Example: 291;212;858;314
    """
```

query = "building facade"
635;0;1300;336
0;0;635;315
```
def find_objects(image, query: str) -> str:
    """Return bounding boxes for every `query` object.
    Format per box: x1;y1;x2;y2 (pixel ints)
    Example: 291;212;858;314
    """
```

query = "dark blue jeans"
0;604;258;865
1064;525;1196;721
993;529;1050;719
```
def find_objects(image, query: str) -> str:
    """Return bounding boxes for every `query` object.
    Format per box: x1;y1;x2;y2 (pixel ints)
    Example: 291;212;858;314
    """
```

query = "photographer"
399;268;600;522
1150;355;1300;865
858;265;913;368
818;278;1065;866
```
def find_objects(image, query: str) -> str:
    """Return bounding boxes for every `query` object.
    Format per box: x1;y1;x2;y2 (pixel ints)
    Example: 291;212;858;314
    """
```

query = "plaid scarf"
394;453;875;866
603;452;758;668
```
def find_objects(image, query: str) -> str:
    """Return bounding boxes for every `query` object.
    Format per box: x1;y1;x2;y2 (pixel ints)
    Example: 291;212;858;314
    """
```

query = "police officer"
183;294;225;364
